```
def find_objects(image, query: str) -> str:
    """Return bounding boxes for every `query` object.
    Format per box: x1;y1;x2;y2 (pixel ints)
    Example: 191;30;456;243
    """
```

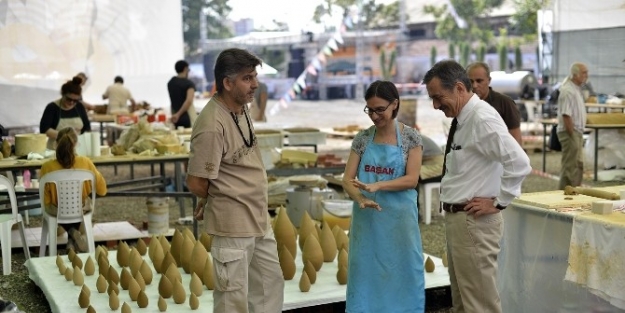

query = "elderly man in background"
466;62;522;145
557;62;588;190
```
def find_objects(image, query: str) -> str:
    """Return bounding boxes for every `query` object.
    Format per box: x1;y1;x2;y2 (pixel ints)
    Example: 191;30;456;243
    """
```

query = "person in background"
40;77;91;150
250;80;268;122
168;60;197;128
102;76;136;114
186;48;284;313
424;60;531;313
466;62;522;145
342;80;425;312
74;72;96;111
557;62;588;190
40;127;107;252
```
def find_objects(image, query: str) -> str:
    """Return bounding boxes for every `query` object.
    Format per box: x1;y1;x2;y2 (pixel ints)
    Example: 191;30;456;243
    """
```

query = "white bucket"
146;197;169;234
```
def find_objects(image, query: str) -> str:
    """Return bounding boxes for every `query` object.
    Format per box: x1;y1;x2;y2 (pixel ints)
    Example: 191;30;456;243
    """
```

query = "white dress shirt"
441;94;532;207
557;79;586;134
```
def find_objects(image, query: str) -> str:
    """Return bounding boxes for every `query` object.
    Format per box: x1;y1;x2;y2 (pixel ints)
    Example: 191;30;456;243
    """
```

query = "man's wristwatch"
493;199;507;210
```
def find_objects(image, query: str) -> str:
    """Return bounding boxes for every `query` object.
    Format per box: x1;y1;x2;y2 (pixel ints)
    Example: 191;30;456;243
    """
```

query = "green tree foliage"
313;0;399;29
430;46;437;67
509;0;543;37
423;0;502;45
514;45;522;70
448;42;456;60
498;45;508;71
477;44;486;62
460;42;470;67
182;0;232;55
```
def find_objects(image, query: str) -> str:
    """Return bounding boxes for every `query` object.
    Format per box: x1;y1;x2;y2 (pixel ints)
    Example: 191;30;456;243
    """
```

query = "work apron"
346;122;425;313
46;102;84;150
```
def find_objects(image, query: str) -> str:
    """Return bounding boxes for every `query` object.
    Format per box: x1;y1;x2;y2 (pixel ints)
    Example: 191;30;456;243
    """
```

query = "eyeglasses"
364;101;394;115
65;96;81;104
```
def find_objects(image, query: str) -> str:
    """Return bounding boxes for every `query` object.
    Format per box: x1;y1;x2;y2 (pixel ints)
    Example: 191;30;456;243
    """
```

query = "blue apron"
346;122;425;313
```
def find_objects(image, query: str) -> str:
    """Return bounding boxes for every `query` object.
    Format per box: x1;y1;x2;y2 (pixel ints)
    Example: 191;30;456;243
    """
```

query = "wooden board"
514;190;603;209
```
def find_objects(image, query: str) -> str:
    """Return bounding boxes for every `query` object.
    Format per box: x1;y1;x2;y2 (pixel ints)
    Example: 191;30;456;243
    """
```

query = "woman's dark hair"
214;48;262;94
61;77;83;96
56;127;77;169
364;80;401;118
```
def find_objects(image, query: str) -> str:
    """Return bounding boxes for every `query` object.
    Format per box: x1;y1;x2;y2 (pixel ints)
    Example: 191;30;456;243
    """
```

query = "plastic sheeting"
553;0;625;32
498;204;625;313
584;129;625;170
0;0;184;128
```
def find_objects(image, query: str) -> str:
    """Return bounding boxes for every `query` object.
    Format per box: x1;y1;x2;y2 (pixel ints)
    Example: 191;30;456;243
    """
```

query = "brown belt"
442;203;467;213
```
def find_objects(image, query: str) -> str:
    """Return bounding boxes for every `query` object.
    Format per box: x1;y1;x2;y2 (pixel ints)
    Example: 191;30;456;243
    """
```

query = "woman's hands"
350;178;381;211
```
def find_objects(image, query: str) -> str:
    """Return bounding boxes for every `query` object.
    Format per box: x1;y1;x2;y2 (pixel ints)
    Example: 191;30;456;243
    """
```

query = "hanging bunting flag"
280;98;288;108
317;53;327;64
327;38;338;51
311;58;322;70
296;74;306;89
322;46;333;56
333;32;344;45
306;64;318;76
284;93;292;102
288;89;296;98
293;84;301;94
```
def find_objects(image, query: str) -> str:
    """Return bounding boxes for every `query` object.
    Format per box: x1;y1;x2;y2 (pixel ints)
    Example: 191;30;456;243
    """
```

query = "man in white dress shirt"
424;60;531;313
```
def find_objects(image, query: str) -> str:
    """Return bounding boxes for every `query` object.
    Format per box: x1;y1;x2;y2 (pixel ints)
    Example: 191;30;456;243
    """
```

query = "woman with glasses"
40;76;91;150
342;80;425;312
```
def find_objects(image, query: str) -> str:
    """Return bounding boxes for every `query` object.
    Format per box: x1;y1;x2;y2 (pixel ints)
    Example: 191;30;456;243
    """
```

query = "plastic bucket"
146;197;169;234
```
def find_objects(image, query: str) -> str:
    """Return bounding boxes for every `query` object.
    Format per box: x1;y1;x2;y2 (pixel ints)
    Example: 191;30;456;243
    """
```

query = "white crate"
256;130;283;148
286;131;326;145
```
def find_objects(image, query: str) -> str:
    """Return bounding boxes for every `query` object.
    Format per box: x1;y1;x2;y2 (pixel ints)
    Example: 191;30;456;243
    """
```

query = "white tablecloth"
565;211;625;310
26;250;449;313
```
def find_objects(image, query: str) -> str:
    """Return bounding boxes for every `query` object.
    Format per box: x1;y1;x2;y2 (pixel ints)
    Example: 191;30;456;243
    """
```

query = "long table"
540;119;625;180
498;190;625;312
26;249;450;313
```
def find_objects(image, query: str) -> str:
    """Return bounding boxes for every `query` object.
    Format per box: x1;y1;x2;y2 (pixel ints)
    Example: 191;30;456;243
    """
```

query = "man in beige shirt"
186;48;284;313
102;76;136;114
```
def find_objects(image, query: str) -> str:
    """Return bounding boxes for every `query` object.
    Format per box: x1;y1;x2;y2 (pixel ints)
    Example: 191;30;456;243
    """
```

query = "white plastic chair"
38;170;96;256
422;182;442;225
0;175;31;275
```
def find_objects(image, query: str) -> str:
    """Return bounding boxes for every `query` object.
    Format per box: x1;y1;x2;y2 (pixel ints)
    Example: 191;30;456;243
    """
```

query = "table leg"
175;161;185;217
542;123;547;173
594;129;599;181
100;122;105;146
192;197;198;238
130;164;134;180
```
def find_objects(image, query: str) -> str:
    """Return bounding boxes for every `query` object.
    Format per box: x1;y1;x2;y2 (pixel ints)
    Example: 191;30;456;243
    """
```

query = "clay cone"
337;264;348;285
108;265;120;285
148;235;158;260
320;221;337;262
95;245;108;263
152;242;165;274
189;272;203;296
129;248;143;277
120;267;132;290
134;271;146;291
98;254;109;279
182;227;196;242
57;260;66;276
109;290;120;310
87;305;96;313
335;230;349;253
425;256;435;273
278;245;296;280
442;251;448;267
274;206;297;258
160;251;177;277
180;235;194;274
117;241;130;267
158;296;167;312
158;274;174;299
72;266;84;286
139;260;153;285
84;256;95;276
107;281;119;296
298;211;316;250
64;267;73;281
96;274;108;293
304;260;317;284
338;248;348;269
72;255;83;270
165;263;182;284
128;277;141;301
202;256;215;290
78;287;90;308
136;238;148;256
302;235;323;271
189;292;199;310
121;302;131;313
199;232;213;252
299;271;311;292
170;229;184;266
173;279;186;304
159;235;171;254
81;284;91;297
191;241;208;278
137;290;148;308
68;247;76;262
